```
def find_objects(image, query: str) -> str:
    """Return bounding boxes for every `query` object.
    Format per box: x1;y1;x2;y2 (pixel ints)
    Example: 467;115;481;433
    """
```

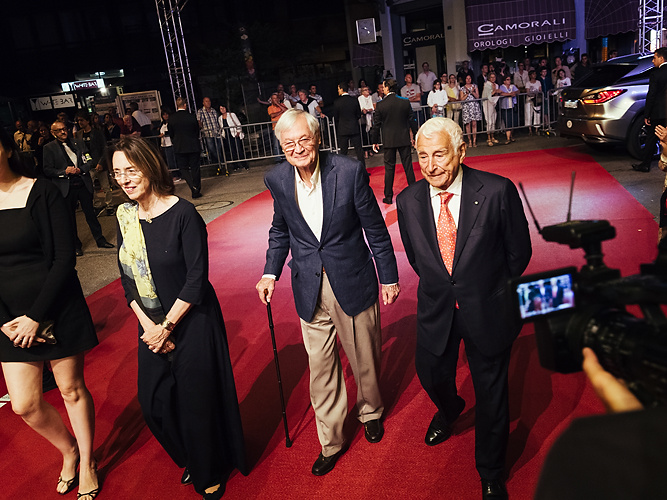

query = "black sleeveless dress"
0;185;98;362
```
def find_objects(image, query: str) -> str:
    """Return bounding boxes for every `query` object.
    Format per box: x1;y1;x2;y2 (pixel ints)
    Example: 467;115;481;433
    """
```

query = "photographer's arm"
582;347;643;413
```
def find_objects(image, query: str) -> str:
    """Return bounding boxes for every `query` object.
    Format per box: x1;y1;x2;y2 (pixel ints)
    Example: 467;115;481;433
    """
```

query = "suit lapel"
319;152;336;242
413;181;446;273
453;165;485;270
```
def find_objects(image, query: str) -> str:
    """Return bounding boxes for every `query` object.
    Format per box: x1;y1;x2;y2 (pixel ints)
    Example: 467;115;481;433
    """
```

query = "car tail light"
581;89;626;104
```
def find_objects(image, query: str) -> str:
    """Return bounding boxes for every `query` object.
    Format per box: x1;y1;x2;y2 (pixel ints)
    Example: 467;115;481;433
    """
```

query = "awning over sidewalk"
466;0;576;52
584;0;639;39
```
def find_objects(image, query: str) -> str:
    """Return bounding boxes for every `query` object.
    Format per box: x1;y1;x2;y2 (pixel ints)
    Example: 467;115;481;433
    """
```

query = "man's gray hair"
415;117;464;151
275;108;320;143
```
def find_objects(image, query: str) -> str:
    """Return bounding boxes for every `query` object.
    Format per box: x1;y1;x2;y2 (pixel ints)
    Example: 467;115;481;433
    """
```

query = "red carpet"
0;147;658;499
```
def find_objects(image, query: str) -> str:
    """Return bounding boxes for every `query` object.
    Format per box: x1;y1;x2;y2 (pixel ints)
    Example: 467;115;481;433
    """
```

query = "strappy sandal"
77;487;100;500
57;475;78;495
487;140;494;147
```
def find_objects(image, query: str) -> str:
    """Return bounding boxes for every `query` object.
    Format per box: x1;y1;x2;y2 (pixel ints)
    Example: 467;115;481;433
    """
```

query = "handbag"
36;320;57;344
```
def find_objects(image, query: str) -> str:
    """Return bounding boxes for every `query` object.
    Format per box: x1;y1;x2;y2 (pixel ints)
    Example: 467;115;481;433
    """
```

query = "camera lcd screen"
516;272;575;320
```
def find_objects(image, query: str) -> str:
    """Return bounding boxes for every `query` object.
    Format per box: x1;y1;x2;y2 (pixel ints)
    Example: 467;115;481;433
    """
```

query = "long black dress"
117;198;247;494
0;179;98;362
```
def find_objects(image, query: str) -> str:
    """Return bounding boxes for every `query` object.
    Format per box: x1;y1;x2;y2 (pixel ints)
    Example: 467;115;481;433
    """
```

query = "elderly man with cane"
256;109;400;476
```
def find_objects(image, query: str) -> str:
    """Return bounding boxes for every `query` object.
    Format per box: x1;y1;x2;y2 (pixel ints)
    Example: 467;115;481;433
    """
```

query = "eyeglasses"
51;128;67;134
112;168;142;180
281;137;315;153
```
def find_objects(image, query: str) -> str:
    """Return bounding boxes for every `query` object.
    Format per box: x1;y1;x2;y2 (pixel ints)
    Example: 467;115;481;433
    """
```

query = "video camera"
512;180;667;407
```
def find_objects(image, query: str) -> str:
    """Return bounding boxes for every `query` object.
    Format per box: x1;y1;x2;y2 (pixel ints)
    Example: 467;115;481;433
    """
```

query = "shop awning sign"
466;0;576;52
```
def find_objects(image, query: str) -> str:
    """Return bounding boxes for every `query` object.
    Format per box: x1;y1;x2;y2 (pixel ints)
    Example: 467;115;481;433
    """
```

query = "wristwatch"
160;318;176;332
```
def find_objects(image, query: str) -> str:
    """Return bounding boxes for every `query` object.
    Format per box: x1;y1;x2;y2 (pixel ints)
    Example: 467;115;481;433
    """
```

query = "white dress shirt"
295;160;323;241
429;167;463;228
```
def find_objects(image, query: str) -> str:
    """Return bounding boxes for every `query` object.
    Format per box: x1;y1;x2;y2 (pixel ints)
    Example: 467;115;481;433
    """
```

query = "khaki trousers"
300;273;383;456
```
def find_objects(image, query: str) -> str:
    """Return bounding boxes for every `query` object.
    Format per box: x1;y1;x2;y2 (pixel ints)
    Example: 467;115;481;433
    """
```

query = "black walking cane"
266;292;293;448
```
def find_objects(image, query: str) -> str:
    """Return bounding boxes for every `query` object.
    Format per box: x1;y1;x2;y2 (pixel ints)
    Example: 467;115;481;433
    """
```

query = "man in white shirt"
417;62;438;107
256;109;400;477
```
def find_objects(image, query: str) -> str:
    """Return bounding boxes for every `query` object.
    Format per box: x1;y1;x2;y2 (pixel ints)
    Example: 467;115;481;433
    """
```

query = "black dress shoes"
192;192;203;199
631;163;650;172
181;468;192;486
481;479;508;500
424;412;452;446
364;419;384;443
382;197;392;204
97;239;115;249
311;449;344;476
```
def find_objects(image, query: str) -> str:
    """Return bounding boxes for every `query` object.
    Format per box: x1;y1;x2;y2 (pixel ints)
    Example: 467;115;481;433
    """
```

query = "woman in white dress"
482;72;501;146
427;79;448;118
525;70;543;135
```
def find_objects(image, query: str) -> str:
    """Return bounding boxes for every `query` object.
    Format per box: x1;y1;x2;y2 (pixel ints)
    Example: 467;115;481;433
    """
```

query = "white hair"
274;109;320;143
415;117;464;151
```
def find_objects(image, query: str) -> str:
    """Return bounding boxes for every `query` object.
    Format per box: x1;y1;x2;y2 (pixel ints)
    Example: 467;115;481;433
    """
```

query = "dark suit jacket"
43;138;94;197
168;109;201;154
263;151;399;322
397;165;532;357
332;94;362;136
75;128;106;168
644;63;667;122
370;93;418;148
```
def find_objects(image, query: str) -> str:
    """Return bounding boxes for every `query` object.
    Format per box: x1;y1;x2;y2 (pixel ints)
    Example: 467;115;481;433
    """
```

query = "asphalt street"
74;132;665;297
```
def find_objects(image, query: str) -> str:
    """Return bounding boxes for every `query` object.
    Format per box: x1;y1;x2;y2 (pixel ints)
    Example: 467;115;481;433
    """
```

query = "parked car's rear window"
575;64;639;87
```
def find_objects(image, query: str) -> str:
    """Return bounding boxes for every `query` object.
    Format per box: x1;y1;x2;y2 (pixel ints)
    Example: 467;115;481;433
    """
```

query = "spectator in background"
121;112;141;138
268;92;289;161
427;79;448;118
159;108;179;180
457;60;475;86
218;105;249;172
34;123;53;176
309;85;324;115
14;120;31;153
75;111;113;217
499;75;519;144
169;97;203;199
103;113;121;141
482;72;501;146
295;89;322;117
196;97;222;166
551;56;571;86
401;73;423;124
556;69;571;88
347;79;360;97
333;82;364;164
372;83;385;104
417;62;438;107
287;84;300;105
460;74;482;148
130;102;152;137
524;57;534;72
477;64;489;91
445;74;461;124
525;70;543;135
514;61;529;94
358;86;376;157
572;53;592;83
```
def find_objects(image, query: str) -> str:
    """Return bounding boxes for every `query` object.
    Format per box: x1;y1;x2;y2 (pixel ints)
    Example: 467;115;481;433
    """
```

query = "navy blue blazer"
397;165;532;357
263;151;399;322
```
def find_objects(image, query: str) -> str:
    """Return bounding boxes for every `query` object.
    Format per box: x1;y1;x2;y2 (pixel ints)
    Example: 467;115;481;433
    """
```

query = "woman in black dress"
0;128;99;498
111;137;246;499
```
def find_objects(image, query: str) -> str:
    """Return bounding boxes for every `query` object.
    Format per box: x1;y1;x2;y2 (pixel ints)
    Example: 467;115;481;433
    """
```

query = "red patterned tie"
437;192;457;274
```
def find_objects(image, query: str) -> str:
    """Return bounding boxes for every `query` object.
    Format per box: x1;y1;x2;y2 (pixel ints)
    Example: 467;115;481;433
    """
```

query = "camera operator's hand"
582;347;643;414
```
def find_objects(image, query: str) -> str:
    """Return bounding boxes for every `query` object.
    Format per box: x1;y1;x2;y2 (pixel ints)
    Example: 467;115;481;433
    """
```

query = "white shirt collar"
429;166;463;199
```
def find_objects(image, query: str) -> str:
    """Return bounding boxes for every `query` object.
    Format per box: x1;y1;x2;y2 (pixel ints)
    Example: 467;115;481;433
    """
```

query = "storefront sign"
403;31;445;48
61;79;105;92
466;0;576;51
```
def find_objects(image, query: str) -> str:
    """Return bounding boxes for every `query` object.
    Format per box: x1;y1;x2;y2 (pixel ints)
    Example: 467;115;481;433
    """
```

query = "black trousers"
640;118;666;168
415;310;511;480
337;133;365;165
383;145;415;200
176;152;202;196
65;180;104;250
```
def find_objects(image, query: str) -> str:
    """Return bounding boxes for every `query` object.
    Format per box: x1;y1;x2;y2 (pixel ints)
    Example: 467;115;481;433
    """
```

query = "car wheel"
626;115;656;160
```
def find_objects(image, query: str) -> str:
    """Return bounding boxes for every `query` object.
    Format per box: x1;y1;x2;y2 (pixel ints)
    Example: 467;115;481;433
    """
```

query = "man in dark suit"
256;109;400;476
396;117;531;500
169;96;202;198
371;78;419;205
332;82;364;165
43;121;114;256
632;47;667;172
